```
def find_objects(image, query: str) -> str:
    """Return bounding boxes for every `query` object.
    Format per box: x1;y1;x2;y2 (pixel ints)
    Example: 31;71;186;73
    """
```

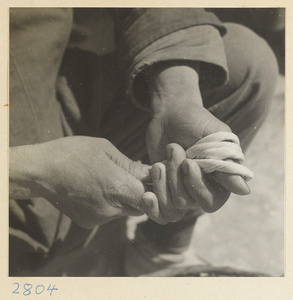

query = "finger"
105;155;150;213
184;131;251;195
166;144;196;210
131;162;152;183
141;192;167;225
194;159;253;181
213;172;251;195
151;163;185;223
182;159;230;213
107;141;151;182
195;158;252;195
196;131;240;145
121;204;146;217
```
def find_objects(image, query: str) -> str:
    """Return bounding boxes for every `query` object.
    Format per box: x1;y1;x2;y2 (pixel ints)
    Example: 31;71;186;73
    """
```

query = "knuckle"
100;138;112;147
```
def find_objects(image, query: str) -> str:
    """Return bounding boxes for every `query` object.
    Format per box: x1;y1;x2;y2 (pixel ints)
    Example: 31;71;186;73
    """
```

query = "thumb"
107;163;148;214
126;159;152;182
202;109;231;137
107;143;151;182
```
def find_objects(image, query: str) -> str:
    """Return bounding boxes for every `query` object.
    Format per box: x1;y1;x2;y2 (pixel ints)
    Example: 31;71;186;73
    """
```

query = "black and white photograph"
8;5;285;283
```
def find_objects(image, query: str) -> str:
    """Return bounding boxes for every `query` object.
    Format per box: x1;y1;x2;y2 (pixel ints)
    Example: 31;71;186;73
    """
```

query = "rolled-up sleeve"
109;8;228;111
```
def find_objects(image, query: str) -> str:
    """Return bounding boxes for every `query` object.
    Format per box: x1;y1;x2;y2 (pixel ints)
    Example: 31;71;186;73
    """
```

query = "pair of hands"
33;103;240;228
10;65;248;228
10;102;235;229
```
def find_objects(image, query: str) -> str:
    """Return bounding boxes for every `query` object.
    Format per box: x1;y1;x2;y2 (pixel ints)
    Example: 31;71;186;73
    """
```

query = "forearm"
145;63;203;115
114;9;228;112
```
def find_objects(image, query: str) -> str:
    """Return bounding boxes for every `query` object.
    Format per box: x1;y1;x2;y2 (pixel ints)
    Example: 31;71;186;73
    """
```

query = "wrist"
145;63;203;115
9;144;51;199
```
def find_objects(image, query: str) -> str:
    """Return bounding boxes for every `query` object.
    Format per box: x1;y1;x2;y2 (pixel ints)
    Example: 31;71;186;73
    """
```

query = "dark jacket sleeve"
108;8;228;111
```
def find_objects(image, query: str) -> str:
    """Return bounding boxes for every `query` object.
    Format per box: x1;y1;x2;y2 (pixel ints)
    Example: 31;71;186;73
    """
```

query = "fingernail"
142;196;153;208
182;160;189;176
241;178;251;194
166;146;173;159
152;165;161;180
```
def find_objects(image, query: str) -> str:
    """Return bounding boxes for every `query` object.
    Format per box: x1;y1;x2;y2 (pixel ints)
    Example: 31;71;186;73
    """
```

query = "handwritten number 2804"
12;283;58;296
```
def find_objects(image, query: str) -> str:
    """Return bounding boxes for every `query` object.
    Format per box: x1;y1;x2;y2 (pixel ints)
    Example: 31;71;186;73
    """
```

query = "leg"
202;23;279;151
9;8;74;276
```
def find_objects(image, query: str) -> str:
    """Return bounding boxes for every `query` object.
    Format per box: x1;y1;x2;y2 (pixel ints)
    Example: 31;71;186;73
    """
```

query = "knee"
224;22;279;94
211;23;281;150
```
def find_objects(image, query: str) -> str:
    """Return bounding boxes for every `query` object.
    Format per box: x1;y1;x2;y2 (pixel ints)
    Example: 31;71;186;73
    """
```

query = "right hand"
10;136;152;228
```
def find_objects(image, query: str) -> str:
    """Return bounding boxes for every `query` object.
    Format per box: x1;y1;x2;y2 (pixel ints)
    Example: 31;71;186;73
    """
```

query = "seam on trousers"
10;54;42;141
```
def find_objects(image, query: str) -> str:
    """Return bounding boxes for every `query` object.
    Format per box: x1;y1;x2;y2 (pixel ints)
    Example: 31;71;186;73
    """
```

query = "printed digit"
35;285;45;295
47;284;58;296
23;283;33;296
12;282;20;294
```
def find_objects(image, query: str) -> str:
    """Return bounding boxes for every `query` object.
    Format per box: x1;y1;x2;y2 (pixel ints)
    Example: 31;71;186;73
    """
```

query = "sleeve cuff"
125;25;228;111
